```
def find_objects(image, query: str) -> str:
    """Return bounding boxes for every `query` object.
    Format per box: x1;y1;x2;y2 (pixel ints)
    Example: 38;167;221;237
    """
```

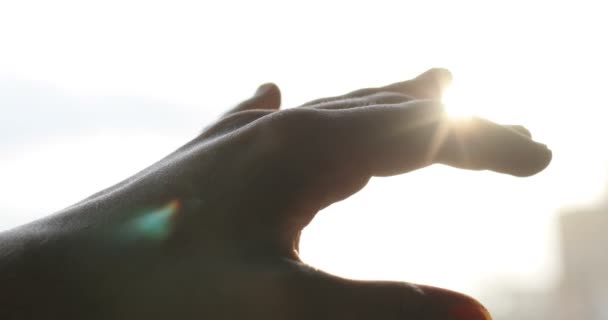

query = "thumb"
224;82;281;116
299;272;492;320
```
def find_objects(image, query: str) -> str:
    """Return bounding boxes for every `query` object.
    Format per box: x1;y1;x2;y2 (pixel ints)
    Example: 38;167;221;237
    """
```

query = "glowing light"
129;199;180;240
441;82;477;119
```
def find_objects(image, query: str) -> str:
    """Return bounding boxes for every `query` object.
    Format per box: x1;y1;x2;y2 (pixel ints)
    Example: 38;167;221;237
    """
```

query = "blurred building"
481;185;608;320
479;283;556;320
556;192;608;320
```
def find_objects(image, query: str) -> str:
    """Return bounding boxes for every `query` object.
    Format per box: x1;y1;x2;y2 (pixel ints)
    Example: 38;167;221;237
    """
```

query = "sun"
441;82;478;119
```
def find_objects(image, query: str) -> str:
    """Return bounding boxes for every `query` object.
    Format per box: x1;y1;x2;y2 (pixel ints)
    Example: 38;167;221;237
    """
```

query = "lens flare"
128;199;180;240
442;83;476;119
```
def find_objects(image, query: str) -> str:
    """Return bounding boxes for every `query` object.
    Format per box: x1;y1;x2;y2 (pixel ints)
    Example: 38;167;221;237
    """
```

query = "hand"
2;69;551;320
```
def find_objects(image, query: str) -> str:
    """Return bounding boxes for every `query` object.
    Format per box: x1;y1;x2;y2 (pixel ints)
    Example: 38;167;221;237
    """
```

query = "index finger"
315;102;551;177
300;68;452;107
436;117;552;176
352;68;453;99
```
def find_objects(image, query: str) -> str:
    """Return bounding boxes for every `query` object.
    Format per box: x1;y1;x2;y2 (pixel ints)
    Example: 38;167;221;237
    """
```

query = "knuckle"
313;97;369;110
347;87;377;97
369;92;415;104
199;110;274;140
256;108;326;146
281;108;327;135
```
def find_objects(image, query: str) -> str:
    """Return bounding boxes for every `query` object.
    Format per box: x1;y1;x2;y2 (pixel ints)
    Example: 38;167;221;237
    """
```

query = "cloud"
0;78;220;230
0;78;212;150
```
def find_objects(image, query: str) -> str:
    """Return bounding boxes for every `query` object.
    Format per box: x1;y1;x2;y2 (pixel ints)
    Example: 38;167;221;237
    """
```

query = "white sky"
1;0;607;299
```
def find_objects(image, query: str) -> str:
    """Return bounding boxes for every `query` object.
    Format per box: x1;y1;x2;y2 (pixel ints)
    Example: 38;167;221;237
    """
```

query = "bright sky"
1;0;607;301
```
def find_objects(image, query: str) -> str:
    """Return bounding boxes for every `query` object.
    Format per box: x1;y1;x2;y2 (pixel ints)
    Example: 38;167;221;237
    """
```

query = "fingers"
310;101;551;178
248;103;551;248
200;109;276;139
405;67;453;98
224;83;281;116
350;68;452;99
289;267;491;320
505;125;532;138
200;83;280;138
300;68;450;107
306;101;446;177
437;118;551;177
260;103;550;235
308;92;415;110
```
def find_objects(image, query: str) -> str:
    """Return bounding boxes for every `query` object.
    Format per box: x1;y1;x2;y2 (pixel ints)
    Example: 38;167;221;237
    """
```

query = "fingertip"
416;285;493;320
511;144;552;177
448;304;493;320
437;118;553;177
223;82;282;116
255;82;282;110
256;82;280;96
410;68;453;99
418;68;453;88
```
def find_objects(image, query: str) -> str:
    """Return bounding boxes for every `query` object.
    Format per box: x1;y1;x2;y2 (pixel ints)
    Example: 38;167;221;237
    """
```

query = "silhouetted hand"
0;69;551;320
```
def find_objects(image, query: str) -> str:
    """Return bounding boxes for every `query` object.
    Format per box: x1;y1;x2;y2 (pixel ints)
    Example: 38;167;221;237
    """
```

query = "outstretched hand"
3;69;551;320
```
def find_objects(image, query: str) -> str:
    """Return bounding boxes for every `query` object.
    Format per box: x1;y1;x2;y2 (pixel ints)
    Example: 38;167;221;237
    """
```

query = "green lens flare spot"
127;199;180;240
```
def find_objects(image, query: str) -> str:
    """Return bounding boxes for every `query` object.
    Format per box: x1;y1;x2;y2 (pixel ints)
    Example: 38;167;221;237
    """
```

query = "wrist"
0;203;160;319
0;228;103;319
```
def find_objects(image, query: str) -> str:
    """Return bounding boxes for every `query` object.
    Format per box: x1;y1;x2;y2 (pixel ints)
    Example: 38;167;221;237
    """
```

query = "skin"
0;69;551;320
